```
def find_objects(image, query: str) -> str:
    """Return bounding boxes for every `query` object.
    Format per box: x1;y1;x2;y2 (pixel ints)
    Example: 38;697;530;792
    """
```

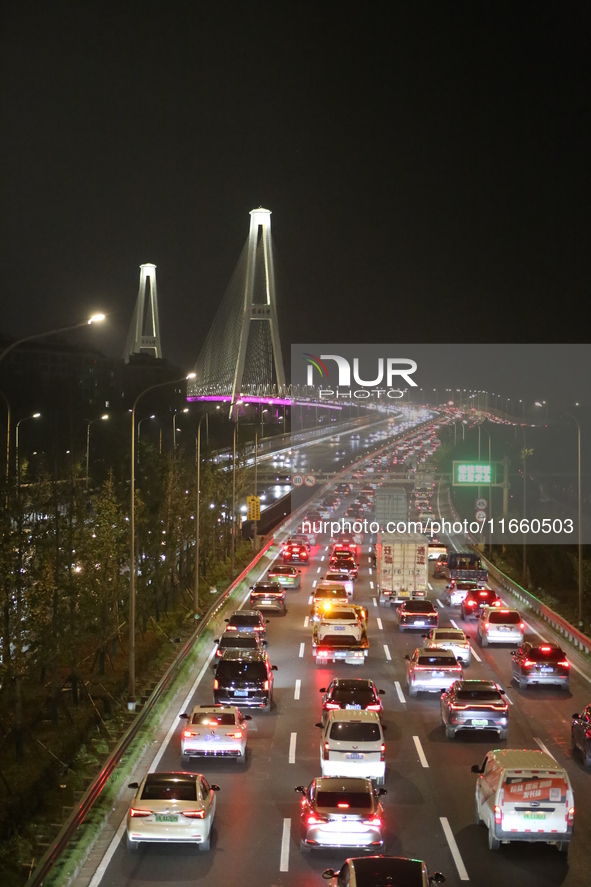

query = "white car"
478;607;524;647
316;607;363;644
316;710;386;784
322;571;354;599
405;648;463;697
126;772;220;851
422;627;472;665
179;704;251;765
444;580;479;607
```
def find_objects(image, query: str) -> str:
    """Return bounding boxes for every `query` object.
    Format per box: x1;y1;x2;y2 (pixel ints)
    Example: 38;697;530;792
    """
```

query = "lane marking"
450;619;460;629
394;681;406;703
373;598;377;607
470;647;481;663
535;738;555;759
368;556;372;563
87;818;128;887
369;581;374;590
294;679;301;700
428;582;433;591
440;816;469;881
368;545;372;552
436;599;444;608
569;661;591;685
304;616;309;628
308;595;313;604
280;818;291;871
299;643;305;658
504;691;514;706
324;546;329;551
289;732;297;763
383;644;392;661
524;621;547;642
316;567;322;573
368;568;373;575
312;580;318;588
321;555;325;562
413;735;429;768
376;617;383;630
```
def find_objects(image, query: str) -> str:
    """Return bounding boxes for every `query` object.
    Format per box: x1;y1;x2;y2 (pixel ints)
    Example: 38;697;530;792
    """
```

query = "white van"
472;748;574;852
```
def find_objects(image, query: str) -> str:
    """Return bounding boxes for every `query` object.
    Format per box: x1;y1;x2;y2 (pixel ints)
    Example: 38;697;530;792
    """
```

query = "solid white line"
436;599;444;608
394;681;406;703
304;616;309;628
87;817;128;887
535;738;556;759
308;595;313;604
376;617;383;630
471;648;482;663
440;817;470;881
294;679;301;700
368;568;373;575
525;621;547;642
383;644;392;661
369;581;374;590
450;619;460;630
413;735;429;768
569;662;591;685
289;732;297;763
504;691;514;706
279;818;291;872
373;598;377;607
299;642;305;658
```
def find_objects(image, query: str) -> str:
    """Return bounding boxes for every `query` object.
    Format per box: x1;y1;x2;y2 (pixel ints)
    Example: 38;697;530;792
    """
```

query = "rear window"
191;712;235;726
141;778;197;801
417;654;456;666
271;567;291;575
349;857;424;886
329;722;381;742
327;610;357;621
216;661;267;681
404;602;434;613
229;615;260;627
529;646;564;662
433;631;464;641
331;688;375;705
316;791;372;809
220;636;257;649
489;611;520;624
456;688;502;702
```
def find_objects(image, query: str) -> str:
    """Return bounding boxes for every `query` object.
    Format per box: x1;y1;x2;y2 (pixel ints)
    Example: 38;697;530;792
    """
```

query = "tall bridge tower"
124;263;163;362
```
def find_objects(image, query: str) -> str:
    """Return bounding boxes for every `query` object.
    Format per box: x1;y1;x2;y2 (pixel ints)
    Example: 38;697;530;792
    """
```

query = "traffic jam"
117;417;590;887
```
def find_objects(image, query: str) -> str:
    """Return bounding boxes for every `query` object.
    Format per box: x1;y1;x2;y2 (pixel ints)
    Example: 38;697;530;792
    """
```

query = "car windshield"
433;631;464;641
141;777;197;801
489;611;520;624
316;791;373;810
329;722;381;741
349;857;424;886
404;602;434;613
417;654;456;666
456;688;501;702
191;712;235;726
216;661;267;681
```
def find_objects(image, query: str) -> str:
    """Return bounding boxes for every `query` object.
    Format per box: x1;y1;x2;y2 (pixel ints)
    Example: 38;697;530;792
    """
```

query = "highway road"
76;425;590;887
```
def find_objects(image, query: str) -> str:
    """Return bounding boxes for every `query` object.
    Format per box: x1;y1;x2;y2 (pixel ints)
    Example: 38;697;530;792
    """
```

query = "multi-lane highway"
76;462;590;887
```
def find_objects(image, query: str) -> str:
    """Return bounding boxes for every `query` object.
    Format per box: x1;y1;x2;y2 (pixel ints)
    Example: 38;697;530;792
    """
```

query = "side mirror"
242;714;252;721
314;722;323;728
572;713;580;719
128;782;139;789
224;618;230;623
421;634;428;639
378;689;385;695
471;764;483;774
499;688;506;694
322;870;336;881
213;638;219;644
430;874;446;885
262;640;268;646
377;787;387;795
510;650;516;656
271;665;278;671
266;620;270;624
295;785;307;795
381;725;387;731
404;654;410;660
298;569;301;573
211;784;221;792
249;586;254;591
179;713;189;720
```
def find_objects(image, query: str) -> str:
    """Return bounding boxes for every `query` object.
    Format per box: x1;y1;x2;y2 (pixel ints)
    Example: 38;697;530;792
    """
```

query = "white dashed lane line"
368;568;373;575
383;644;392;661
394;682;406;703
304;616;309;628
294;680;301;700
308;595;313;605
312;580;317;588
436;599;444;608
376;618;383;630
299;643;305;658
316;567;322;573
471;648;482;663
440;817;469;881
428;582;433;591
320;555;325;561
369;581;374;590
280;819;291;872
413;735;429;768
373;598;377;607
289;732;297;763
535;738;555;759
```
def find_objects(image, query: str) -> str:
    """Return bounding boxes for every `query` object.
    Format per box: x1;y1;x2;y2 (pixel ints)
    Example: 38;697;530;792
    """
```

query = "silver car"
405;648;462;697
322;856;446;886
422;628;472;665
440;679;509;740
296;777;386;852
126;772;220;851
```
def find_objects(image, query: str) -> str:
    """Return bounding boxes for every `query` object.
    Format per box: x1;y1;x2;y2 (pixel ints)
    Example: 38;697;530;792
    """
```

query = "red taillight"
540;646;552;652
307;813;327;825
363;815;382;827
449;703;468;711
366;703;381;711
182;809;205;819
323;742;330;760
466;600;476;607
253;625;263;631
226;730;243;739
324;702;340;710
557;660;570;668
213;679;219;690
182;730;198;738
520;623;525;631
523;660;533;668
568;806;575;824
264;680;269;691
216;649;222;657
226;624;237;631
337;802;349;809
380;743;385;762
494;805;502;825
130;808;151;818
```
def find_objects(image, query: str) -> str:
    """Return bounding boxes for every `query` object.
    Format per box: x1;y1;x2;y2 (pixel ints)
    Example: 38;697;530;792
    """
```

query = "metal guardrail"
26;536;276;887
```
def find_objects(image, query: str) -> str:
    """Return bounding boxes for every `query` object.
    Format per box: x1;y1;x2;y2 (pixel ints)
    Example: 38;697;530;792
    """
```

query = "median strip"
440;817;469;880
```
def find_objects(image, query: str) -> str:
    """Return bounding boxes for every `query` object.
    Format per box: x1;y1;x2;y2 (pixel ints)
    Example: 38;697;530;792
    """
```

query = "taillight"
568;806;575;824
130;808;151;818
323;742;330;760
557;660;570;668
363;815;382;827
182;809;205;819
467;600;476;607
523;660;533;668
366;703;381;711
337;802;349;809
264;680;269;691
520;623;525;631
226;731;243;739
307;813;328;825
449;703;468;711
494;805;502;825
216;649;222;657
380;743;385;762
324;702;340;710
213;679;219;690
226;625;237;631
182;730;198;738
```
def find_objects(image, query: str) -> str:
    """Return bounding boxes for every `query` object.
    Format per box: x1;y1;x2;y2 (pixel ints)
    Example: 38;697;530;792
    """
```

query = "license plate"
261;599;273;605
432;671;444;677
523;812;546;820
346;753;364;759
334;626;346;631
204;735;221;741
234;690;248;696
471;719;488;726
540;667;554;673
155;814;178;823
345;704;361;710
413;621;425;626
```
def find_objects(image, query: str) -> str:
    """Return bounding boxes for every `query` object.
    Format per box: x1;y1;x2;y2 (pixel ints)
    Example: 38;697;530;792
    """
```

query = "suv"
316;710;386;784
460;587;499;620
397;600;438;631
224;609;269;641
249;581;286;613
511;642;570;690
477;608;524;647
213;631;265;661
319;678;385;725
213;650;277;711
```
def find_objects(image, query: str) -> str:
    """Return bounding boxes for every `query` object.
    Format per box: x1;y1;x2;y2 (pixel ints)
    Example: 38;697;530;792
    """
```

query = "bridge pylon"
124;263;163;362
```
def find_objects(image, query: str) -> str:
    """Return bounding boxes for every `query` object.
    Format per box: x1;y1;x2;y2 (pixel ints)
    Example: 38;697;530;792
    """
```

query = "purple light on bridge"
186;394;342;410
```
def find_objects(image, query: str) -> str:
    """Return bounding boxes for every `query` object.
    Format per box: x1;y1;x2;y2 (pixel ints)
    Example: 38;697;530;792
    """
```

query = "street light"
172;407;189;448
138;414;156;440
261;407;268;437
194;406;221;617
535;402;583;628
15;413;41;488
0;313;106;364
128;373;195;711
85;414;109;490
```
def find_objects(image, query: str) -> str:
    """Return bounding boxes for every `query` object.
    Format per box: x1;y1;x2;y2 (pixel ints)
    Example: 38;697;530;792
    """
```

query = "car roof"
331;678;374;689
252;581;281;589
416;646;457;657
456;679;497;690
487;748;566;771
229;609;263;617
218;649;267;662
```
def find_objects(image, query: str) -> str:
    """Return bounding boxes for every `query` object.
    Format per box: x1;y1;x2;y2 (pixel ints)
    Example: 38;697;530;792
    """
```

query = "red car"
283;543;309;564
460;587;500;620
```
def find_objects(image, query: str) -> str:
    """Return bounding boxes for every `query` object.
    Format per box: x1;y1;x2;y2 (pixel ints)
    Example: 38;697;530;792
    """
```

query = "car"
397;600;438;631
126;772;220;851
322;570;354;599
267;564;302;588
212;631;265;661
295;777;386;852
320;678;385;725
291;533;313;550
316;710;386;784
329;554;359;580
213;650;277;711
315;606;364;644
571;704;591;766
283;542;309;564
179;704;252;765
433;554;448;577
511;642;570;690
460;587;500;620
249;581;286;613
440;679;509;740
477;607;524;647
312;584;350;618
322;856;446;887
444;580;479;608
405;648;462;697
332;539;358;557
422;627;471;665
224;609;269;641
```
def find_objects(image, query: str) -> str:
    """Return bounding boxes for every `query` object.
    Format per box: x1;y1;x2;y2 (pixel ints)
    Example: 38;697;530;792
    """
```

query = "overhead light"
88;314;106;324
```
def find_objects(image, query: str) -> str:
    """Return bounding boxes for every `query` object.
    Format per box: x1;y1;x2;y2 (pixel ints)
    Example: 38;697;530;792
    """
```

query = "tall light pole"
137;414;156;440
172;407;189;448
261;407;268;438
85;414;109;490
0;390;10;488
535;402;583;628
230;421;236;580
0;313;106;364
194;407;220;617
15;413;41;488
128;374;195;711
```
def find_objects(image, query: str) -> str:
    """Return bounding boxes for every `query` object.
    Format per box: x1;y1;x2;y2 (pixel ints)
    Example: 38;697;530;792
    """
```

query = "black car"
319;678;385;725
397;600;438;631
511;642;570;690
212;631;266;661
571;704;591;766
460;587;499;620
213;649;277;711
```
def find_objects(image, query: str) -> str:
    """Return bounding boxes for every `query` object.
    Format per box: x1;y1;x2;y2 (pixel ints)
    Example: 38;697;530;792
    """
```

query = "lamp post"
535;402;583;628
261;407;268;438
85;414;109;490
172;407;189;448
0;391;10;488
128;373;195;711
15;413;41;488
194;407;220;617
138;414;156;440
0;313;106;365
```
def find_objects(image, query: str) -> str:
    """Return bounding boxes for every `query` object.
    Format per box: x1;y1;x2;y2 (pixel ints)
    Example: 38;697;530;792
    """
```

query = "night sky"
2;3;590;370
